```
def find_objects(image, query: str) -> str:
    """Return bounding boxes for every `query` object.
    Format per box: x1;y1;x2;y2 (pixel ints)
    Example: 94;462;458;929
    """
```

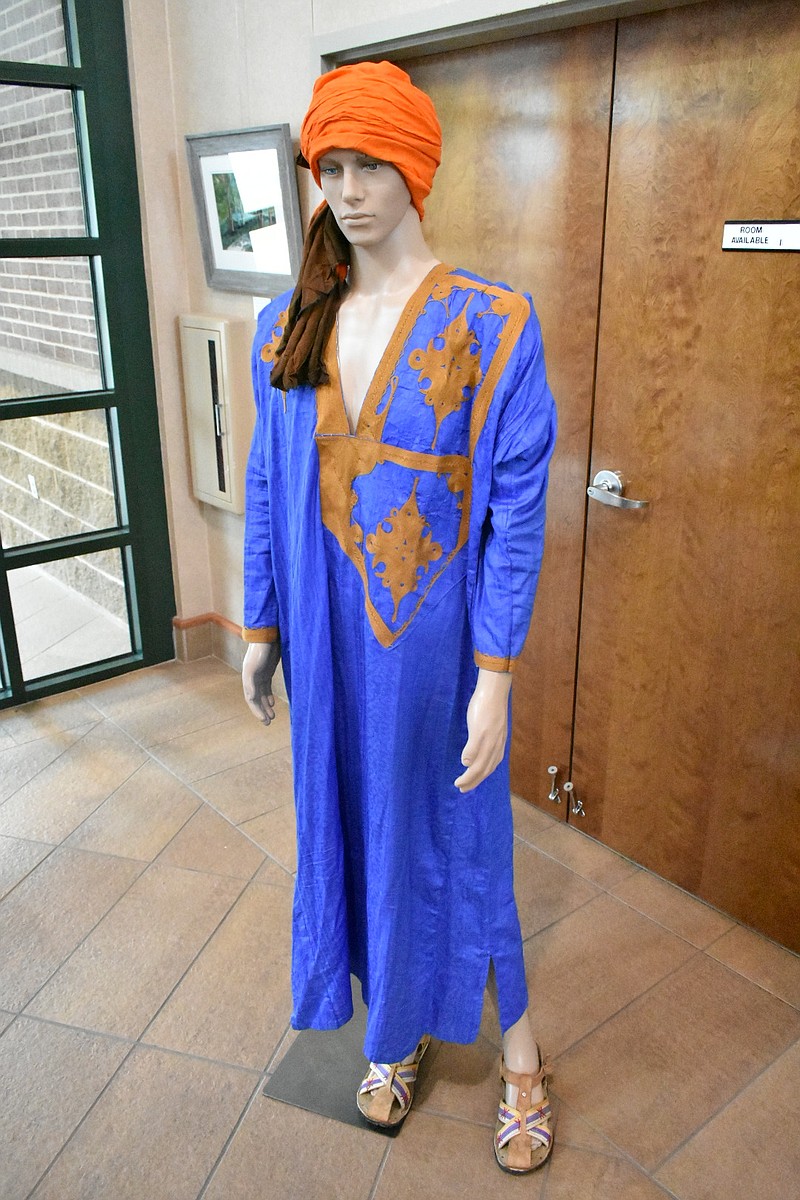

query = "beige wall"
123;0;677;629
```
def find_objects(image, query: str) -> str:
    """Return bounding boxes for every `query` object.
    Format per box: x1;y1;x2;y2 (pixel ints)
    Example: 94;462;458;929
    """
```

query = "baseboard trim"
173;612;242;637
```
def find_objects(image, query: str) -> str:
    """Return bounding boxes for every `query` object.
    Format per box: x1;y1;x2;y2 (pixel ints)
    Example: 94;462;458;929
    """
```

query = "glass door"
0;0;175;707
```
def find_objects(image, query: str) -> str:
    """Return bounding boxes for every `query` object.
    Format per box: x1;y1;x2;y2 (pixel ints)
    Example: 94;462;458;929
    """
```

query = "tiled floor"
1;656;799;1200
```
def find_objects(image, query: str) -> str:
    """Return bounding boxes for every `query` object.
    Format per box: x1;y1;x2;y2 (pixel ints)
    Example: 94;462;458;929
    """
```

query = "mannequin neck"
347;205;440;300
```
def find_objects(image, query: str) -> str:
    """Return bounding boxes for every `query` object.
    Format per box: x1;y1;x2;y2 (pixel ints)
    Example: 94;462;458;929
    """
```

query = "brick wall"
0;1;101;394
0;0;68;66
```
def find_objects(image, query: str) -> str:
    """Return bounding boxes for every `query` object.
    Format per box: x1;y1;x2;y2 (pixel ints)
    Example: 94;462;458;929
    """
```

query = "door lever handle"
587;470;649;509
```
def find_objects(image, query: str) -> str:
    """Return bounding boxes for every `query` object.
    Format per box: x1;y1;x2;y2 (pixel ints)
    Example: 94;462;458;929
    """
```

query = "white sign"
722;221;800;251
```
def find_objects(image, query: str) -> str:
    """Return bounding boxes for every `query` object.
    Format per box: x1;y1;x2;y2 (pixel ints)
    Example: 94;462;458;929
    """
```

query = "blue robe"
244;263;556;1062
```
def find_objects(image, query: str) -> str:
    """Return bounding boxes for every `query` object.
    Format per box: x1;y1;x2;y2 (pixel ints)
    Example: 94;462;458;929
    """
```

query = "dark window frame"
0;0;175;706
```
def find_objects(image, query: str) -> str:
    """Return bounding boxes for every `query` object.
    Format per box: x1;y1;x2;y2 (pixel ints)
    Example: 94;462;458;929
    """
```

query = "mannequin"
242;63;556;1173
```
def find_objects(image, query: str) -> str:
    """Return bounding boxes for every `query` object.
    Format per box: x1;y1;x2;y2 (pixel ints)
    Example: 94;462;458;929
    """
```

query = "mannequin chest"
336;292;412;434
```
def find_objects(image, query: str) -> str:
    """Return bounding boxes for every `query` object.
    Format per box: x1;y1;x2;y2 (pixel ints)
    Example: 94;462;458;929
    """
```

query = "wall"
123;0;683;633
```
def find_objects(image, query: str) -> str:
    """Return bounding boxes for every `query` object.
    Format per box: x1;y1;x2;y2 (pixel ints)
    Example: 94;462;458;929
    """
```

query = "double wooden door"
408;0;800;950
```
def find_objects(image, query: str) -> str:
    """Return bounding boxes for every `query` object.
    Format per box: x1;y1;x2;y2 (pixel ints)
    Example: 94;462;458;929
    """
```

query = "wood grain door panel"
407;23;615;813
573;0;800;948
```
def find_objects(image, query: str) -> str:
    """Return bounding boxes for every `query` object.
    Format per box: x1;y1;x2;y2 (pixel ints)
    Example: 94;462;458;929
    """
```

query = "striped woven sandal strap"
358;1061;416;1108
495;1099;553;1151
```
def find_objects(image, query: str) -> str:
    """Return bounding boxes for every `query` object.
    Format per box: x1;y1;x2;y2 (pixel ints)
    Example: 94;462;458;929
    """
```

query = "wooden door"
572;0;800;949
407;0;800;950
409;22;616;815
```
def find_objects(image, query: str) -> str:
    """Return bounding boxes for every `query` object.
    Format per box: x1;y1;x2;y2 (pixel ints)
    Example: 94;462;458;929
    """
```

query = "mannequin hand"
454;668;512;792
242;639;282;725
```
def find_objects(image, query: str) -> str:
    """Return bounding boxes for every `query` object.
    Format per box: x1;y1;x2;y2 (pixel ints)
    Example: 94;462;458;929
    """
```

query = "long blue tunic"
244;263;556;1062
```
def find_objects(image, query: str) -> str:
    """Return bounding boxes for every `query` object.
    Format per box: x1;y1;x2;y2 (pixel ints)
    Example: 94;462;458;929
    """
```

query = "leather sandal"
494;1049;554;1173
356;1034;431;1127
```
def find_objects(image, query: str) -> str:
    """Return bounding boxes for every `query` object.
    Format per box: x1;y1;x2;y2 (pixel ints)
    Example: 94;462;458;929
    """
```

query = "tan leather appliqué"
260;309;289;363
408;308;483;450
365;476;444;622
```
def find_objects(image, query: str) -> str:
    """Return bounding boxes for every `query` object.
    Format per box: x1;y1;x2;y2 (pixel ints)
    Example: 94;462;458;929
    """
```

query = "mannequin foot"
356;1035;430;1127
494;1045;553;1174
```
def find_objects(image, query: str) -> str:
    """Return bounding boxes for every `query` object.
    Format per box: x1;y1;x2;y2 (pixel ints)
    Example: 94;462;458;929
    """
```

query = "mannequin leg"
502;1008;546;1108
486;968;547;1108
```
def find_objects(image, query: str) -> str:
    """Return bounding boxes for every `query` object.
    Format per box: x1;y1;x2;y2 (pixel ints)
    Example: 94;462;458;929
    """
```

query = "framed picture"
185;125;303;295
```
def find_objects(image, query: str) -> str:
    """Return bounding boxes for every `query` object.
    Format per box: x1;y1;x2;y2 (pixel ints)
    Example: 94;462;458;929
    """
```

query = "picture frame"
185;124;303;296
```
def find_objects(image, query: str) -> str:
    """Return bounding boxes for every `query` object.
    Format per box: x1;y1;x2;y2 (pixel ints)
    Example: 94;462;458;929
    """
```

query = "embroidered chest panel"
268;267;529;648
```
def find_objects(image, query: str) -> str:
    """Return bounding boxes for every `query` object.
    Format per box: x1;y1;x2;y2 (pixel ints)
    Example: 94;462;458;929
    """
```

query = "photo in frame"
185;125;303;295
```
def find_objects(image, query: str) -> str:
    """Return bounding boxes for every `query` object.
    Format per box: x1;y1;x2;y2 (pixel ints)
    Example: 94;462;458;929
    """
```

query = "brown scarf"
269;203;350;392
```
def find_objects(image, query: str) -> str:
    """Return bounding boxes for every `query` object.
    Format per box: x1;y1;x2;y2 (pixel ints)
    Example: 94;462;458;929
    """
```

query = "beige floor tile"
538;1099;669;1198
0;721;146;844
0;847;144;1011
25;863;244;1037
109;671;250;747
0;723;15;752
530;822;640;890
553;954;800;1171
266;1023;299;1072
512;792;561;842
524;892;696;1057
0;726;88;805
65;759;201;861
0;1009;15;1035
415;1034;499;1126
706;923;800;1008
543;1140;671;1199
157;803;265;879
656;1038;800;1200
0;834;53;900
204;1094;386;1200
254;856;295;887
0;692;102;745
79;656;233;718
0;1016;130;1200
153;707;291;782
194;745;295;825
611;871;734;948
240;801;297;872
514;840;600;940
29;1045;257;1200
144;880;292;1069
551;1096;623;1154
373;1109;547;1198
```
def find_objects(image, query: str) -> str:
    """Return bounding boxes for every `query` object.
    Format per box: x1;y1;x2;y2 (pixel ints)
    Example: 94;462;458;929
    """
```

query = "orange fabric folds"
300;61;442;219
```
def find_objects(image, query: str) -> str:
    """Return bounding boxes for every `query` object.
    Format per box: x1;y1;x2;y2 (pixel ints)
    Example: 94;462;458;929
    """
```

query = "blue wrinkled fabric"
244;268;556;1062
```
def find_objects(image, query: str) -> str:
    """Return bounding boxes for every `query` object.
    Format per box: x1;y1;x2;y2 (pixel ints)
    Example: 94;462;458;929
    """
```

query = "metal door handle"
587;470;649;509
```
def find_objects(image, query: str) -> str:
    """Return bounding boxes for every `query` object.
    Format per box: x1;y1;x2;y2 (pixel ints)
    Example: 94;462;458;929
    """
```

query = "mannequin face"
318;148;413;247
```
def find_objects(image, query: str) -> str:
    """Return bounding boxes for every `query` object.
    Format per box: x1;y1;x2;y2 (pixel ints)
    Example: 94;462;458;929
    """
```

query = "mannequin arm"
242;639;282;725
454;668;512;792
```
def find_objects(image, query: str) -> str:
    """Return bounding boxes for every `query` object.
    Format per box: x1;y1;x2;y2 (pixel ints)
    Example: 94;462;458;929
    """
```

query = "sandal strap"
500;1056;552;1091
495;1099;553;1152
358;1038;429;1109
358;1062;419;1108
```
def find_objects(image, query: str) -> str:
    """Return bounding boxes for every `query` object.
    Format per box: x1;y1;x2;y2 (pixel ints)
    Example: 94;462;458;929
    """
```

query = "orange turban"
300;61;442;219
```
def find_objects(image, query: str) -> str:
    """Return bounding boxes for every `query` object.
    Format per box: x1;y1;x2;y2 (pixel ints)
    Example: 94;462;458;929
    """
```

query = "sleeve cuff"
241;625;279;644
474;651;516;673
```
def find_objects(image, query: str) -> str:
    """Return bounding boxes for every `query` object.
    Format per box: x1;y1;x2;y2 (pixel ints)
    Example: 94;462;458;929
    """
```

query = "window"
0;0;175;706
